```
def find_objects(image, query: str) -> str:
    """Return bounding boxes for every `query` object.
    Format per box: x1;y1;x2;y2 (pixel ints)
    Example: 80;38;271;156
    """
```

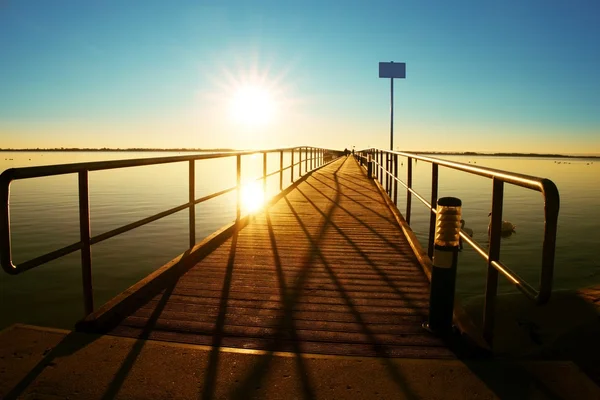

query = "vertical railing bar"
310;148;313;170
263;151;267;194
539;181;559;304
381;150;384;186
389;153;393;195
406;156;413;225
299;147;302;176
393;153;398;205
382;151;385;186
189;160;195;249
279;150;283;191
388;153;392;195
236;155;241;221
305;147;308;172
378;150;382;183
291;148;295;182
385;152;389;194
483;178;504;347
78;170;93;315
428;163;439;259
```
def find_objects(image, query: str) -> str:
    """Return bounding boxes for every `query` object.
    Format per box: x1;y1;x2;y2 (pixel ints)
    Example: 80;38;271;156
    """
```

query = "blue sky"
1;1;598;153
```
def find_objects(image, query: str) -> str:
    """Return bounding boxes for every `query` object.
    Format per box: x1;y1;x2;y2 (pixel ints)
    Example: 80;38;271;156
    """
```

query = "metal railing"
357;148;560;346
0;147;340;316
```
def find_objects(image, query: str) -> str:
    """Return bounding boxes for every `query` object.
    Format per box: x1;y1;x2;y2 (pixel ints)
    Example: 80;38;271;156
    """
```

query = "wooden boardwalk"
102;157;454;358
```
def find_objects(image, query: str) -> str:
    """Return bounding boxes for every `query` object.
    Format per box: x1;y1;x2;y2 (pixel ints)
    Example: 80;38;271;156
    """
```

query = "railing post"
424;197;461;335
406;157;413;225
310;148;313;170
376;150;380;182
428;164;439;259
367;153;374;179
380;151;384;185
389;154;393;195
483;178;504;347
305;147;308;172
78;170;93;315
263;151;267;194
299;147;302;176
189;160;195;249
236;155;241;220
384;152;388;194
393;154;398;205
291;148;295;182
279;150;283;191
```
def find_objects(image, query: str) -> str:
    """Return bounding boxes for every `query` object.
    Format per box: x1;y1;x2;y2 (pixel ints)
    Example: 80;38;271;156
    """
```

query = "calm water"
1;152;599;330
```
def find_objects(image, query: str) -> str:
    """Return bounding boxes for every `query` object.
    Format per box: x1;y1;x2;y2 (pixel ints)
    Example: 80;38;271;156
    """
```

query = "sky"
1;1;599;154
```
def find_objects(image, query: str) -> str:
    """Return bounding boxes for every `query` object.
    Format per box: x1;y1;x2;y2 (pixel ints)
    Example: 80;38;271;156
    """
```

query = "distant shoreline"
0;148;235;153
0;148;598;159
408;151;600;159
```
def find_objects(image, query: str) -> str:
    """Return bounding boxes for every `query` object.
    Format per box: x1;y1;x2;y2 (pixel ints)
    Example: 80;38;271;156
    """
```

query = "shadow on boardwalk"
3;157;588;399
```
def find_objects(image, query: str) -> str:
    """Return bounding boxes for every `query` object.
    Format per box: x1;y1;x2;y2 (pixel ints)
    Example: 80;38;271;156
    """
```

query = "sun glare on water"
241;181;265;213
230;85;276;126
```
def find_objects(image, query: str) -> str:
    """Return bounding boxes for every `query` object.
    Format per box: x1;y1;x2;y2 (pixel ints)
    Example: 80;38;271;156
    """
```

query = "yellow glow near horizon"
241;181;265;213
229;85;276;126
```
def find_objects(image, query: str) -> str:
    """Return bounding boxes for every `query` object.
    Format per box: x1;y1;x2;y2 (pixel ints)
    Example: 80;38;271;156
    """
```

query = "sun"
230;85;276;126
241;181;265;213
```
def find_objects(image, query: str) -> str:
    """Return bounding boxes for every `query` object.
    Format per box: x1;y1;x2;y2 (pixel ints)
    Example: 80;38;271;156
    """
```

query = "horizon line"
0;147;599;158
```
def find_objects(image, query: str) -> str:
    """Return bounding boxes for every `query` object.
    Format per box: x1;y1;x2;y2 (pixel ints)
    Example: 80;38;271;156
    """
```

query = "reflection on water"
1;152;599;330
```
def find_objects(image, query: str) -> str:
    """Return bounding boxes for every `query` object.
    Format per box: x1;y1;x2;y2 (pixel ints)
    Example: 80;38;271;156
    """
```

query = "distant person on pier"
344;148;350;157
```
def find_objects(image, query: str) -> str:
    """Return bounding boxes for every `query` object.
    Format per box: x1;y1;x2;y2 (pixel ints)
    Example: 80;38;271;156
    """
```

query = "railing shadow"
2;329;101;400
201;227;241;399
219;160;350;400
219;156;419;399
101;275;181;400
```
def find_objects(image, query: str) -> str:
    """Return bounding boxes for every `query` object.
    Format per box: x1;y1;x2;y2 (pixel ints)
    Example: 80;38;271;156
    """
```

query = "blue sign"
379;62;406;79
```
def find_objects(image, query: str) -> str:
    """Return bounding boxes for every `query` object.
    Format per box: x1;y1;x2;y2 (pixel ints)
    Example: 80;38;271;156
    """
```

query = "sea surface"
1;151;599;330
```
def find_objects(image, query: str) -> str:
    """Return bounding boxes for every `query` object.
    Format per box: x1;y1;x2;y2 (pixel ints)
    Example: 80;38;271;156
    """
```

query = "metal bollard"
423;197;461;335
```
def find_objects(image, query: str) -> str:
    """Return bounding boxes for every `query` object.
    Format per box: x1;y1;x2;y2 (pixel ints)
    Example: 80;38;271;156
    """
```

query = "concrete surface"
1;324;598;400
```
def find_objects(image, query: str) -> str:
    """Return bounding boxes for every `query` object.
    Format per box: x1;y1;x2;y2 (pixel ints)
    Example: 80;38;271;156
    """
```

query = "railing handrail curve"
0;147;339;283
357;148;560;346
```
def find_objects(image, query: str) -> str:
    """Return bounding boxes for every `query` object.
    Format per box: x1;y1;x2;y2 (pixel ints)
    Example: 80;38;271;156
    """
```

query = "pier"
80;156;452;358
1;148;599;399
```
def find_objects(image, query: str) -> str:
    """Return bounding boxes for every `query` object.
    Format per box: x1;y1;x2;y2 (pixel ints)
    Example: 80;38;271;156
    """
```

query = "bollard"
423;197;461;335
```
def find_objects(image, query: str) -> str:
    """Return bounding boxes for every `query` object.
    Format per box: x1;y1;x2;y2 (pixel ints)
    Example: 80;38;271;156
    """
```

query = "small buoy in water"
487;212;516;236
459;219;474;250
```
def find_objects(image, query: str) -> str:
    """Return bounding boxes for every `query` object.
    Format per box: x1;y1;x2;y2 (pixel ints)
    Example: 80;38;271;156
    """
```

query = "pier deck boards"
104;157;454;358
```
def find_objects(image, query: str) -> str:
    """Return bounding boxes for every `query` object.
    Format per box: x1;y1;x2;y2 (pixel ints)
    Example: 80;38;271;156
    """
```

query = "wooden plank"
94;156;455;358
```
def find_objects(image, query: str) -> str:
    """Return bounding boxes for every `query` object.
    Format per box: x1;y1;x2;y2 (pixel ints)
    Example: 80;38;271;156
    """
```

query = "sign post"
378;62;406;151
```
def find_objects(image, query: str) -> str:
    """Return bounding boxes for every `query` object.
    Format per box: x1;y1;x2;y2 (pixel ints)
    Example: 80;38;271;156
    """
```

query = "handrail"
357;148;560;346
1;146;342;315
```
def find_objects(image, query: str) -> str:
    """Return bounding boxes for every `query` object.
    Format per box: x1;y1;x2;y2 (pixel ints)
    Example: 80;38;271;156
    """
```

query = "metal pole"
279;150;283;191
483;178;504;346
189;160;195;249
299;147;302;176
390;77;394;151
305;147;308;172
263;151;267;194
406;157;413;225
236;155;241;220
428;164;439;259
393;154;398;205
291;149;294;182
78;170;93;315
